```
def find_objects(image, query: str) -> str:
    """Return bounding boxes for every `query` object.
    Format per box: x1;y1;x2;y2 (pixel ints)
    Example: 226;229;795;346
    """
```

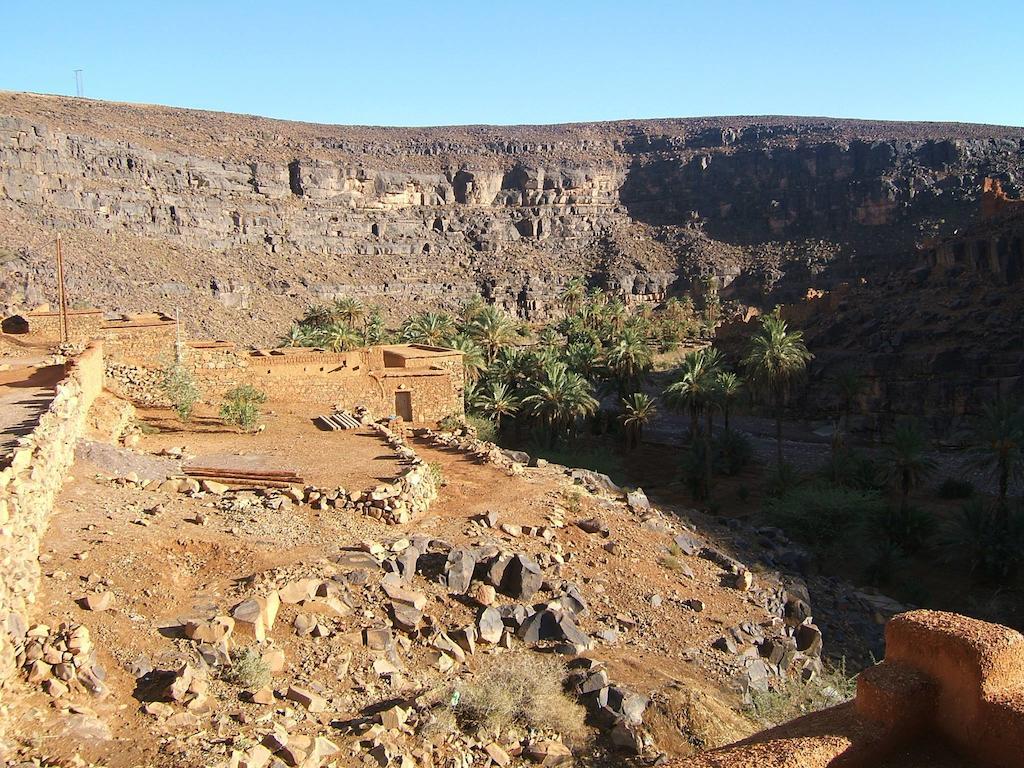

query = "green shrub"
219;385;267;432
438;414;464;432
821;449;884;491
764;483;884;555
942;500;1024;580
466;414;497;443
864;540;907;586
428;461;444;487
870;505;936;554
764;462;802;499
161;360;200;422
747;660;856;726
714;429;753;476
937;477;974;499
680;443;707;500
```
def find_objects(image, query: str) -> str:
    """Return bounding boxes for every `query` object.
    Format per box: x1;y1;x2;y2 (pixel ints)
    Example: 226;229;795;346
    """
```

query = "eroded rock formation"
0;91;1023;342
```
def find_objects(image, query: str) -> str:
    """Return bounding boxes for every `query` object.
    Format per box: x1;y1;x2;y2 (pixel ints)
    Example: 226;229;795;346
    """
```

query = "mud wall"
0;343;104;707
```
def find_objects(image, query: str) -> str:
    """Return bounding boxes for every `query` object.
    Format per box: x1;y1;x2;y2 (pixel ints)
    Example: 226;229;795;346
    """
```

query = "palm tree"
663;347;723;442
474;381;520;433
715;371;742;431
401;312;456;346
331;297;364;328
362;306;389;345
460;294;488;324
469;306;517;363
280;324;310;348
972;399;1024;525
523;361;599;446
886;419;936;510
835;370;865;432
448;334;487;382
322;322;362;352
621;392;657;450
741;312;814;468
605;327;654;399
665;348;723;498
536;327;561;355
301;303;332;330
560;278;586;315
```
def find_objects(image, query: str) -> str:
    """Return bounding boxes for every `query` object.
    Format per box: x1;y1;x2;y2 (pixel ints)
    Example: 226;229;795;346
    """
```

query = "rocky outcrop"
1;92;1023;342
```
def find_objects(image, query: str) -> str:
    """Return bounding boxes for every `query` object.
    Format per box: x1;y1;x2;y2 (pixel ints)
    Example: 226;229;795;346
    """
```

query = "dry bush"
452;653;588;744
746;661;856;726
222;646;271;690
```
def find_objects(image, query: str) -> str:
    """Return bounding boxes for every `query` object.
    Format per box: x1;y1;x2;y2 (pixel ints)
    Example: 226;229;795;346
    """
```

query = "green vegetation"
742;311;813;468
765;483;884;556
219;385;267;432
427;461;444;488
281;284;709;456
938;476;974;499
160;359;200;422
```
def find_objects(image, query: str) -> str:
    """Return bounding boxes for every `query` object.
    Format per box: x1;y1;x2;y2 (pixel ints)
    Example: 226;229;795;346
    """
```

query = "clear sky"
2;1;1021;128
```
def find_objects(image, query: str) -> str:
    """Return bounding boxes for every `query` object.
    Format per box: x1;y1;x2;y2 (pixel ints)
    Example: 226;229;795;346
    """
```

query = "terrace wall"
0;343;104;724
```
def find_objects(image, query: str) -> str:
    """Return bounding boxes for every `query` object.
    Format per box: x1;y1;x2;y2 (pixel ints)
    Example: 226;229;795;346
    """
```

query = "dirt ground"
2;397;778;767
136;406;407;491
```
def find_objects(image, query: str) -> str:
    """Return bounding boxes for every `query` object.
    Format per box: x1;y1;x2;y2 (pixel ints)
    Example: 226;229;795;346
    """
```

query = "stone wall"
102;341;465;425
0;343;104;709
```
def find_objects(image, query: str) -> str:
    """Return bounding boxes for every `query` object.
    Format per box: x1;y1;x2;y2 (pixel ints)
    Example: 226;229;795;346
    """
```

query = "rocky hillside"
1;90;1023;343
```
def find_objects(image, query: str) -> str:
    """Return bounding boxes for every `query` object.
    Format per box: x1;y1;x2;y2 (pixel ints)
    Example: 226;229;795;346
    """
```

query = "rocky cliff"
1;90;1023;342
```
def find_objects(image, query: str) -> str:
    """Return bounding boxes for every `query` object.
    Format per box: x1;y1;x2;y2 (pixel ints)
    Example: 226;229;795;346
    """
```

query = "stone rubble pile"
416;427;524;474
10;620;107;700
663;525;827;696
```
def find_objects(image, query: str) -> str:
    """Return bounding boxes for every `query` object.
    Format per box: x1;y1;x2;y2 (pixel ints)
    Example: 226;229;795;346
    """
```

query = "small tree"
220;385;267;432
161;360;200;422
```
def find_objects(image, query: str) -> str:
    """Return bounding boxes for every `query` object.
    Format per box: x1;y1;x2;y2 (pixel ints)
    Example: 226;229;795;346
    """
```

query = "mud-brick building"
208;344;465;423
1;307;465;423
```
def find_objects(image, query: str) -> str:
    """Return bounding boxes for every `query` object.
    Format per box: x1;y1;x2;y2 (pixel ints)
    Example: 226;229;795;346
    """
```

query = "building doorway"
395;390;413;422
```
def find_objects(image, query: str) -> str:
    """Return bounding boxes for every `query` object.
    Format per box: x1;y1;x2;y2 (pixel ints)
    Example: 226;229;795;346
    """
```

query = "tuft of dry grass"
659;543;687;572
645;684;757;757
449;653;588;744
746;660;857;726
222;646;271;690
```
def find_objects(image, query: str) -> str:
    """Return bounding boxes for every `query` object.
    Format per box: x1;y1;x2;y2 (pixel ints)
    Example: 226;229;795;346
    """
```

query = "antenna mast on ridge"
74;69;84;98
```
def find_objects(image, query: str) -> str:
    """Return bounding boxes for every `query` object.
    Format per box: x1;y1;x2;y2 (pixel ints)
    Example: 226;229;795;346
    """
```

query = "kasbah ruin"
0;16;1024;767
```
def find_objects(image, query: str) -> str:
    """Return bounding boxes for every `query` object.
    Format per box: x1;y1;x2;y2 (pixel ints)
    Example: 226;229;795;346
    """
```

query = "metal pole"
175;307;183;363
56;236;69;343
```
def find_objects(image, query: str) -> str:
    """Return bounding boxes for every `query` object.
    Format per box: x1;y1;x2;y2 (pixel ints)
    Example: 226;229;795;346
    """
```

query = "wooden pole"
56;236;69;343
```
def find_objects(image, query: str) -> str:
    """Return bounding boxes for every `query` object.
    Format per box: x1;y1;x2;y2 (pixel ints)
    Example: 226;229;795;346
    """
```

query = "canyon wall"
1;92;1023;344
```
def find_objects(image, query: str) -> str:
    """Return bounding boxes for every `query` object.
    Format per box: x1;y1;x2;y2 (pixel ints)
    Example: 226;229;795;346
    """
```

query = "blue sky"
2;1;1021;127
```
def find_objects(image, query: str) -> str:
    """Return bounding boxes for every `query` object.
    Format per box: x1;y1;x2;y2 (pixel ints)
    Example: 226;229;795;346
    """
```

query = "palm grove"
281;285;1024;583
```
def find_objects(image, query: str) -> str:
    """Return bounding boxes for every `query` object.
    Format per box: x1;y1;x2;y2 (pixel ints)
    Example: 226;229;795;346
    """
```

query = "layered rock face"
0;91;1023;343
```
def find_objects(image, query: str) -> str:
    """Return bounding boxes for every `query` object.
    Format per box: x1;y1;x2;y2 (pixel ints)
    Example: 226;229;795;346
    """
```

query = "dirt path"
0;360;63;455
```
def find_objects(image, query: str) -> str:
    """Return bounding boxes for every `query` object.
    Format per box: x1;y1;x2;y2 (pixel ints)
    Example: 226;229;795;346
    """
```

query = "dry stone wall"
0;343;104;706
